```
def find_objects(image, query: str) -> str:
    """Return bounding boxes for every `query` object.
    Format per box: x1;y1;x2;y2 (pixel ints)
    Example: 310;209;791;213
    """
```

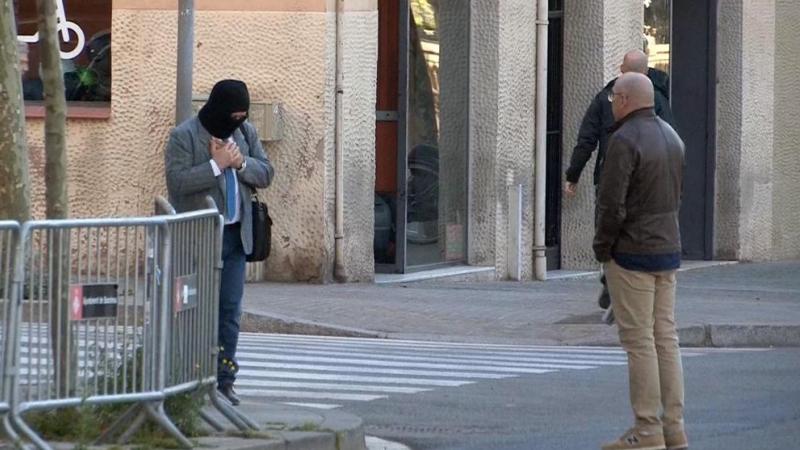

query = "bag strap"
238;123;259;201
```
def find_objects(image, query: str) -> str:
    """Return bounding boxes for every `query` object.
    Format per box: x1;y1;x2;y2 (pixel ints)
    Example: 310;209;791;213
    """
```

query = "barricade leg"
117;408;148;445
198;408;225;432
1;413;22;445
206;386;251;431
10;412;53;450
94;403;141;444
144;402;193;449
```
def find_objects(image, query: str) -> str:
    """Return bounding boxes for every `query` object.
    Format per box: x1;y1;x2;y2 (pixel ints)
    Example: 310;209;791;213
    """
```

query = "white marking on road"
235;352;596;372
236;345;629;366
232;389;387;402
235;370;475;387
280;402;342;410
234;379;431;394
237;333;632;354
233;360;527;378
236;341;631;362
365;436;412;450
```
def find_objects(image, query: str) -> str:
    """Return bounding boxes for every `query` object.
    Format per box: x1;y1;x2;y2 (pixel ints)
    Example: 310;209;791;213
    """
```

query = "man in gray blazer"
165;79;274;405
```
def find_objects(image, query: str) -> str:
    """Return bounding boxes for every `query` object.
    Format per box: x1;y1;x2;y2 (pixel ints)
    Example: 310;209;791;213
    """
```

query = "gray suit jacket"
165;116;274;255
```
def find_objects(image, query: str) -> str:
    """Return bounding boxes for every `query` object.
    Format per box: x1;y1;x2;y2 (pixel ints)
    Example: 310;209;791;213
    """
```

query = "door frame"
374;0;409;274
376;0;471;274
671;0;718;260
703;0;718;260
545;1;565;270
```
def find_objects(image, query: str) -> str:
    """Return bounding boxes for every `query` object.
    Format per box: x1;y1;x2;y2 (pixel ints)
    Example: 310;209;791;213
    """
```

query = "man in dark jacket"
566;51;675;191
565;50;676;310
595;72;687;450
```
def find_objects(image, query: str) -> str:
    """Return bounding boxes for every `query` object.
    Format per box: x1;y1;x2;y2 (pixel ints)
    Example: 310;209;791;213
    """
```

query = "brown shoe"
218;385;241;406
601;429;666;450
664;429;688;450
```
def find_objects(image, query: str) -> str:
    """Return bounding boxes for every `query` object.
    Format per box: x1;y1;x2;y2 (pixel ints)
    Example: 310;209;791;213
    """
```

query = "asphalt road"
344;347;800;450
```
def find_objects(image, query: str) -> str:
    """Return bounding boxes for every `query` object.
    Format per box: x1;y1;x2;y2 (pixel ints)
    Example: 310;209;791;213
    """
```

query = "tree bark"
0;0;32;223
37;0;72;397
37;0;68;220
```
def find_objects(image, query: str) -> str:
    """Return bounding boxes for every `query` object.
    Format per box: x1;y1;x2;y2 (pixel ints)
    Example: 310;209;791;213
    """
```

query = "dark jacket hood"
647;67;670;100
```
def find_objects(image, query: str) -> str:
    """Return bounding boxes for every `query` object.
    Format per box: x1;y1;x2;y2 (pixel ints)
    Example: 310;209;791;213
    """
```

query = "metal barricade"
0;221;22;445
7;217;190;450
154;196;258;432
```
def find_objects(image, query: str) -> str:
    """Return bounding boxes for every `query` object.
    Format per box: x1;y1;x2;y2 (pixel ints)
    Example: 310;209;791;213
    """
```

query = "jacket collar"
607;107;656;133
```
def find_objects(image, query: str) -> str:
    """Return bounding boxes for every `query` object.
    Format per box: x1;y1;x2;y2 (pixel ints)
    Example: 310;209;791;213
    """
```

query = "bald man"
565;50;676;313
595;72;687;450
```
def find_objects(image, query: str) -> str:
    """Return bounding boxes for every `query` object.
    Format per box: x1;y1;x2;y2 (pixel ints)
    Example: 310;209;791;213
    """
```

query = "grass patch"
21;346;208;448
22;392;206;449
263;422;287;430
288;422;334;433
223;430;272;440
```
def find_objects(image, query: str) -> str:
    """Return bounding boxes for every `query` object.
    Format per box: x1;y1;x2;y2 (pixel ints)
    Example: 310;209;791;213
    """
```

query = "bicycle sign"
17;0;86;60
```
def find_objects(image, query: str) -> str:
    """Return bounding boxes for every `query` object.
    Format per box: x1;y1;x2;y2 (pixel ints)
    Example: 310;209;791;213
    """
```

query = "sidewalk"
241;261;800;347
47;402;367;450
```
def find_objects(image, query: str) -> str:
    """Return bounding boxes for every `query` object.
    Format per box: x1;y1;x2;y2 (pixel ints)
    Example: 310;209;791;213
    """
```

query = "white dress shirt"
209;137;241;225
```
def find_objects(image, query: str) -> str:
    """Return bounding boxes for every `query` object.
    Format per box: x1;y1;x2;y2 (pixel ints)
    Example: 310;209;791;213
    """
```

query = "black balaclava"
198;79;250;139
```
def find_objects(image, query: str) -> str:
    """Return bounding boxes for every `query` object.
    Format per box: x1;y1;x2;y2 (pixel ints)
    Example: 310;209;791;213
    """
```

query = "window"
644;0;671;76
405;0;469;267
15;0;112;105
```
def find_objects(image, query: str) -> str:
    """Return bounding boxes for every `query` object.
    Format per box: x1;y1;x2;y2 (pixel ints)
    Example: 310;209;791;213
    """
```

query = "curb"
678;324;800;348
240;309;800;348
240;311;387;339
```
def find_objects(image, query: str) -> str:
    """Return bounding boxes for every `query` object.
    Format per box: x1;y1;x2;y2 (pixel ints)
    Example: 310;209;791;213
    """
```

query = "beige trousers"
605;259;685;435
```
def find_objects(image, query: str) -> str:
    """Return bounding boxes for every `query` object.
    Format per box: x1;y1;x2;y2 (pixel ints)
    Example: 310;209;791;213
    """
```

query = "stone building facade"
17;0;800;283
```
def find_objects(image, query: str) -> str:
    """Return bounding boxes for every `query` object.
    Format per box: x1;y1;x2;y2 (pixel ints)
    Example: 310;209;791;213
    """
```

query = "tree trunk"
37;0;72;397
0;0;32;223
37;0;68;220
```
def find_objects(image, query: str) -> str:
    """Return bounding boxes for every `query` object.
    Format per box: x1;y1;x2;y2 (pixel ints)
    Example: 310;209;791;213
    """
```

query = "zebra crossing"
233;333;716;410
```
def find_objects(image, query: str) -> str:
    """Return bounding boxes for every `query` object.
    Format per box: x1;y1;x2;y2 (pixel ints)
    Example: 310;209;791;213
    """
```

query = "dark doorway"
671;0;717;260
545;0;564;270
374;0;402;272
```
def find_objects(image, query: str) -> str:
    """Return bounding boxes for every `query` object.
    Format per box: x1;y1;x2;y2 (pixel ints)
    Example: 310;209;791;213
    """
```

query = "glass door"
374;0;470;273
404;0;470;270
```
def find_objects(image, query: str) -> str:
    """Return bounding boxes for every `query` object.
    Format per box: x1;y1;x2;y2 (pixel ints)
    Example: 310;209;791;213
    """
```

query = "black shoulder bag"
239;125;273;263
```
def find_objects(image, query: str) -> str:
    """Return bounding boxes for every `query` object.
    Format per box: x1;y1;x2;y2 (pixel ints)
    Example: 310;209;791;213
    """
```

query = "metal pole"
534;0;549;281
175;0;195;125
333;0;347;282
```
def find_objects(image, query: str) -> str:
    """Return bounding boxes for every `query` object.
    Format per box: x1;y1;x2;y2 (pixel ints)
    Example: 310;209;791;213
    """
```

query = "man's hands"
232;149;244;170
565;181;578;197
210;139;244;170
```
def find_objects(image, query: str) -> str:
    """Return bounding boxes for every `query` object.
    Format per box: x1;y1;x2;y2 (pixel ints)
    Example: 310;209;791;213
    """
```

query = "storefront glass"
15;0;112;104
644;0;671;77
405;0;469;267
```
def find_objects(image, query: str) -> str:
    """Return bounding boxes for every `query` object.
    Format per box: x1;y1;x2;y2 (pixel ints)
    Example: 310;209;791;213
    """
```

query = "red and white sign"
174;277;184;315
70;285;83;321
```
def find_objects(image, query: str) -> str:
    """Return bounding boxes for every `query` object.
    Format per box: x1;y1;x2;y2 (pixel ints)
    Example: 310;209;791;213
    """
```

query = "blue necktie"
225;168;236;221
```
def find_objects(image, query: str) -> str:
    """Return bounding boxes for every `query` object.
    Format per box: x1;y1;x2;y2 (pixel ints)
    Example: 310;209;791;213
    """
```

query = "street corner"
232;400;367;450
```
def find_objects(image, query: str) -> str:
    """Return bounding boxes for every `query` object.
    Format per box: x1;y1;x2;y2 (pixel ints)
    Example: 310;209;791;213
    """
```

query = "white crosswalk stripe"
232;333;719;410
12;330;759;412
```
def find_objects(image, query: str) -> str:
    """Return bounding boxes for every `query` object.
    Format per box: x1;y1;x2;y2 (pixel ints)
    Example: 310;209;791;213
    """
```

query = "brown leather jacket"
593;108;685;262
